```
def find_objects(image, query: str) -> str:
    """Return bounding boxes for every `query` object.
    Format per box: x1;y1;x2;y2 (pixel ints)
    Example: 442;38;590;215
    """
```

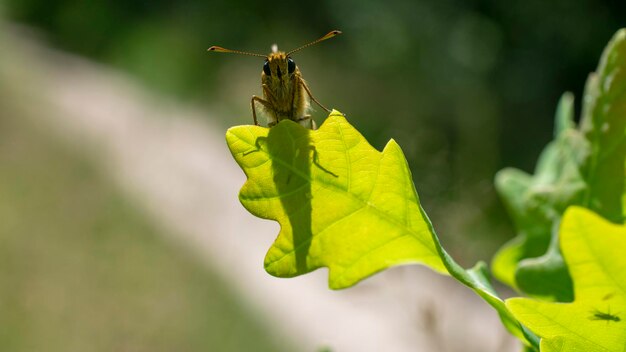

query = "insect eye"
263;61;271;76
288;58;296;74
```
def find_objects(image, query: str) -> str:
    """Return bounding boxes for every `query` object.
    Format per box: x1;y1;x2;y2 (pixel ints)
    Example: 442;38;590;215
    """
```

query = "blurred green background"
5;1;626;252
1;0;625;350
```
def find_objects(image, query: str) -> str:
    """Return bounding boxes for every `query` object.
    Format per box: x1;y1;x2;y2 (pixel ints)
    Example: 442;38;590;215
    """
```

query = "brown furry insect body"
257;49;313;128
209;30;341;129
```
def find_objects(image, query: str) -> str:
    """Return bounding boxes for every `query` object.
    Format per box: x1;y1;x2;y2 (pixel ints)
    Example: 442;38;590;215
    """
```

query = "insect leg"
308;145;338;177
296;115;316;129
251;95;272;126
300;78;331;113
243;136;268;156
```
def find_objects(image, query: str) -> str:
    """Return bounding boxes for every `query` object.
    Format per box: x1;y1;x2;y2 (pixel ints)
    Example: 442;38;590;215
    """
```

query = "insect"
208;30;341;129
589;308;621;322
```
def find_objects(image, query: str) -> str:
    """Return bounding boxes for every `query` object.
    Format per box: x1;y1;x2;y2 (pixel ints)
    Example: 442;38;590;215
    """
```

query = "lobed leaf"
227;111;447;289
227;111;538;348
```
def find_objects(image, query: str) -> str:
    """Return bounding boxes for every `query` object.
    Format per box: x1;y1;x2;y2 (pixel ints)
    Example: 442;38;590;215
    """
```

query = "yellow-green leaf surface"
226;111;447;289
227;111;538;348
507;207;626;352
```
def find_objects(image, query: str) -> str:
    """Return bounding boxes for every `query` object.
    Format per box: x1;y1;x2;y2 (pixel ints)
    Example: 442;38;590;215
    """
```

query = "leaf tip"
321;109;348;126
328;279;351;290
328;109;345;118
493;167;532;196
382;138;403;153
613;27;626;42
225;124;270;157
554;91;575;137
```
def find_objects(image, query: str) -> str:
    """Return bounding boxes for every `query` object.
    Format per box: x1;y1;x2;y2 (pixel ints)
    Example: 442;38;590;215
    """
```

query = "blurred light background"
0;1;625;351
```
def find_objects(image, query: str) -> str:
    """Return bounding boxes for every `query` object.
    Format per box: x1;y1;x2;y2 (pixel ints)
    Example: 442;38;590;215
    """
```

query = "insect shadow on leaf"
589;308;621;323
254;122;339;272
243;135;338;178
266;125;313;271
602;292;615;301
243;136;268;156
309;145;338;178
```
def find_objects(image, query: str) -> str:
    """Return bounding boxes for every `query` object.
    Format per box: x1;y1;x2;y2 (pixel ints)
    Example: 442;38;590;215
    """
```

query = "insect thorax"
261;52;310;123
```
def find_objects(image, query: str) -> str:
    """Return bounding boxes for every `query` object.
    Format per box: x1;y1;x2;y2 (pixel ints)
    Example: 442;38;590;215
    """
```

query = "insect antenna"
287;30;342;56
207;46;267;58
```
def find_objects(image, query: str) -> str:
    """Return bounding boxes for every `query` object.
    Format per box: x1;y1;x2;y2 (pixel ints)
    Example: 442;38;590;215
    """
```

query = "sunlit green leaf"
226;111;447;289
226;111;538;349
507;207;626;352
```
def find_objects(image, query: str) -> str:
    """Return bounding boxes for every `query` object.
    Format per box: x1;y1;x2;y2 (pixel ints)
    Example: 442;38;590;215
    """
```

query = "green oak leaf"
493;29;626;300
507;206;626;352
227;111;538;349
494;92;586;300
580;30;626;222
226;111;448;289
